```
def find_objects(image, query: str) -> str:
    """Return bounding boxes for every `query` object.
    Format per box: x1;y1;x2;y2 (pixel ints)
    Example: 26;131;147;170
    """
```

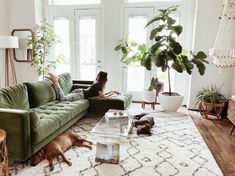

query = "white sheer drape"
209;0;235;67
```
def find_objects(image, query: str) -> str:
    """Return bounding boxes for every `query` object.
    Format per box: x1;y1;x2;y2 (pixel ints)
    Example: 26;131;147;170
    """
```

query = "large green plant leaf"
150;25;165;40
145;16;163;28
167;17;176;25
169;25;183;36
171;42;182;55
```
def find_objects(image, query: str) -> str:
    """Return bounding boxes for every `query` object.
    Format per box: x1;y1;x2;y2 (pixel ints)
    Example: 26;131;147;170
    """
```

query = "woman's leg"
46;73;84;101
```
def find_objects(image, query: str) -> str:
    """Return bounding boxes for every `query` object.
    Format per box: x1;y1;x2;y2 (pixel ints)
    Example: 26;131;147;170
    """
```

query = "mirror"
11;29;34;62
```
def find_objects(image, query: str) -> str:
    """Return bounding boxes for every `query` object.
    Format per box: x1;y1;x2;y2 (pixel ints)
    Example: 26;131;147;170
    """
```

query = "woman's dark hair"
96;71;108;90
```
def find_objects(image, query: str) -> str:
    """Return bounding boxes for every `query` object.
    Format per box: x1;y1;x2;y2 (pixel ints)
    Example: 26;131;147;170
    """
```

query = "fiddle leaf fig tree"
143;6;208;95
28;20;61;78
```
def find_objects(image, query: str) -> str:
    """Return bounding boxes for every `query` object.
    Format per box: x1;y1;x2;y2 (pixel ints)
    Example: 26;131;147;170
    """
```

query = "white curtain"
209;0;235;67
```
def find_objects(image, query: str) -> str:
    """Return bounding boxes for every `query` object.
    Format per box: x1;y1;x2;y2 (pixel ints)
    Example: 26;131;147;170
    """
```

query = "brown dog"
32;131;92;171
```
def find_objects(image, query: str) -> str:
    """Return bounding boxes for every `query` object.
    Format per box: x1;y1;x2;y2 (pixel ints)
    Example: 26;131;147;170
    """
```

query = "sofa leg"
230;125;235;135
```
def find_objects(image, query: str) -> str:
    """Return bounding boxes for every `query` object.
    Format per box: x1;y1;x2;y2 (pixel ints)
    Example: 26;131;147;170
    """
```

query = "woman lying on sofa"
46;71;119;101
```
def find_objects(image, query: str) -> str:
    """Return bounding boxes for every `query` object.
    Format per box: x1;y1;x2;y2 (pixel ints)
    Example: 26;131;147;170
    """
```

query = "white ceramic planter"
158;93;183;112
142;90;155;103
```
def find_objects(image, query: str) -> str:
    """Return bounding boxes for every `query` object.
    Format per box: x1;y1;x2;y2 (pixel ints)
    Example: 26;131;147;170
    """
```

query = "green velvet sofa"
0;73;132;162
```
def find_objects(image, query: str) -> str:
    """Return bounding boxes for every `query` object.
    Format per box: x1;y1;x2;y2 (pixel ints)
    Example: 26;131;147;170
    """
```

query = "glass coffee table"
91;109;133;164
91;109;133;139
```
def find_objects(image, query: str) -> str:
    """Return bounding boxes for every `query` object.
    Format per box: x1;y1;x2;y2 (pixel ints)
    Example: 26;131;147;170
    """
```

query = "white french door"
75;9;102;80
123;7;154;101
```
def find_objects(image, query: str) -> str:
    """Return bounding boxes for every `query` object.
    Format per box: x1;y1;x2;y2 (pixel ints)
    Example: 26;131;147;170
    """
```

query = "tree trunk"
168;67;172;96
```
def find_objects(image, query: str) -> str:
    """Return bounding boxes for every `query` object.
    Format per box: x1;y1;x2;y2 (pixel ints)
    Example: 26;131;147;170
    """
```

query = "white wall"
0;0;8;87
103;0;124;91
7;0;39;84
188;0;234;109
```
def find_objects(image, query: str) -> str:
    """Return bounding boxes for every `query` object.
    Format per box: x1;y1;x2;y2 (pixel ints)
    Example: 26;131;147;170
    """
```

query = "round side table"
0;129;8;176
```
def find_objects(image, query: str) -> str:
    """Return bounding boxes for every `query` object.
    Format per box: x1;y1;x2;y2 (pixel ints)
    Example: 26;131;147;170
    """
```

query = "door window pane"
129;16;147;44
79;16;96;80
54;17;70;75
127;16;147;91
49;0;101;5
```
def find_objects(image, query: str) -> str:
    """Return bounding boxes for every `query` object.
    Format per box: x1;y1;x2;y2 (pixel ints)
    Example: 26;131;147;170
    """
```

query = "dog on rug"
31;131;92;171
133;113;155;135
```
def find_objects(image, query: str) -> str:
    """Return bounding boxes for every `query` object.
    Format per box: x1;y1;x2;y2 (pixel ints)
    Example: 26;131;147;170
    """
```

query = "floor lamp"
0;36;19;87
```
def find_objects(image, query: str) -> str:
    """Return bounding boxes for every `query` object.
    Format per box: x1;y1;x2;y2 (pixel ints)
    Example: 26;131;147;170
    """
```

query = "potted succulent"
196;85;226;114
140;6;208;111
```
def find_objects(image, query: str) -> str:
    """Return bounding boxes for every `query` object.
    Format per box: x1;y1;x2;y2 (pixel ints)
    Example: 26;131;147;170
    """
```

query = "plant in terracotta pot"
196;85;226;118
140;6;208;111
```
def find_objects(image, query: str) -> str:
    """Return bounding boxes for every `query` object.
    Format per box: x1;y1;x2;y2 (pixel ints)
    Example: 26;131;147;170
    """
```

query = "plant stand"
141;101;155;110
199;102;224;119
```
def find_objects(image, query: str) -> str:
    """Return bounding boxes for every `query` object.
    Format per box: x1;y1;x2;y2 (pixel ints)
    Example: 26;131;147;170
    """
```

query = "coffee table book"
95;142;120;164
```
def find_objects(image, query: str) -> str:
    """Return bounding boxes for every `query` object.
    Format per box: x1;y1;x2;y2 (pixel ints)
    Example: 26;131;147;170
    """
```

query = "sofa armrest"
72;80;94;90
0;108;31;161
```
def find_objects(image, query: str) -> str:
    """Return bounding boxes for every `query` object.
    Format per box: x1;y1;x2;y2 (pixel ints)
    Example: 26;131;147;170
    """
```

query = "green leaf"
145;16;163;28
167;17;176;26
195;51;207;60
172;42;182;55
170;25;183;36
122;47;128;54
141;54;152;71
151;42;162;54
172;62;183;73
138;44;148;53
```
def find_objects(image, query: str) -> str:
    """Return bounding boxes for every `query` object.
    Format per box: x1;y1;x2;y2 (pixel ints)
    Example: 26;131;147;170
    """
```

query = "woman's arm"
99;91;116;98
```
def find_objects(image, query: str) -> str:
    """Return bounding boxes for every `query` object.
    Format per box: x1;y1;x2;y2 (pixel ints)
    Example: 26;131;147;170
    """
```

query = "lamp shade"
0;36;19;49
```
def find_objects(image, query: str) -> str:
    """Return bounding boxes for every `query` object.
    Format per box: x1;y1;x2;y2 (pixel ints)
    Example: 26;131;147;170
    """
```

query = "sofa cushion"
58;73;73;95
30;99;89;144
88;93;132;114
24;80;56;108
0;84;29;110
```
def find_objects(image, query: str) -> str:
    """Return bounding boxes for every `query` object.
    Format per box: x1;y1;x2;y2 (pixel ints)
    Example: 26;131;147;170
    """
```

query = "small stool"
0;129;8;176
141;101;155;110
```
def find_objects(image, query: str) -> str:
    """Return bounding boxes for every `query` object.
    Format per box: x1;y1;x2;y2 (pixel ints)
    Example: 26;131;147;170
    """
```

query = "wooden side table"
227;98;235;135
0;129;8;176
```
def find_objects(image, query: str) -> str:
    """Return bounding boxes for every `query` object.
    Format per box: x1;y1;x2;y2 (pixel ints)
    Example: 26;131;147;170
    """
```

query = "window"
127;15;148;92
79;16;96;80
54;17;70;75
49;0;101;5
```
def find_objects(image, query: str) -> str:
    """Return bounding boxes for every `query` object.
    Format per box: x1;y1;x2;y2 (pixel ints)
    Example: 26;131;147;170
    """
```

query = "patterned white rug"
9;111;223;176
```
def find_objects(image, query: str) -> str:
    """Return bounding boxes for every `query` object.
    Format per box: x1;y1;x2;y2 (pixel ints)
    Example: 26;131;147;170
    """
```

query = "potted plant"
140;6;208;111
28;20;62;79
196;85;226;116
114;36;162;103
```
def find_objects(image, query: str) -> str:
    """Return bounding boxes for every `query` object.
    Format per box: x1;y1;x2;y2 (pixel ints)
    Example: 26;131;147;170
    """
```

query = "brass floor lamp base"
5;49;17;87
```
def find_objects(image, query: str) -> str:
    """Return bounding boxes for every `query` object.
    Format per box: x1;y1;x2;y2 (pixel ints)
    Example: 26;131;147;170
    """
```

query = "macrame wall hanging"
209;0;235;68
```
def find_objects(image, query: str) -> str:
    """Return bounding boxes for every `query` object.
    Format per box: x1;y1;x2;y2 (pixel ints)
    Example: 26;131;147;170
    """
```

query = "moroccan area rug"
9;111;223;176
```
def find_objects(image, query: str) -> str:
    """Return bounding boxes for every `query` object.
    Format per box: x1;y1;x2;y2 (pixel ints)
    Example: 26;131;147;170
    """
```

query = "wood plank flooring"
190;111;235;176
131;103;235;175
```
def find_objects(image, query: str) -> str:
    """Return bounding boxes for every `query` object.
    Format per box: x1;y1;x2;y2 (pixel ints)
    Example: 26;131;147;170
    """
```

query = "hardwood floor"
190;111;235;176
131;103;235;175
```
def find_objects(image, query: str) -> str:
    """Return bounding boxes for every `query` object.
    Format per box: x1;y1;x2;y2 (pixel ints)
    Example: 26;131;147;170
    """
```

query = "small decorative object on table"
95;142;120;164
0;129;8;176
